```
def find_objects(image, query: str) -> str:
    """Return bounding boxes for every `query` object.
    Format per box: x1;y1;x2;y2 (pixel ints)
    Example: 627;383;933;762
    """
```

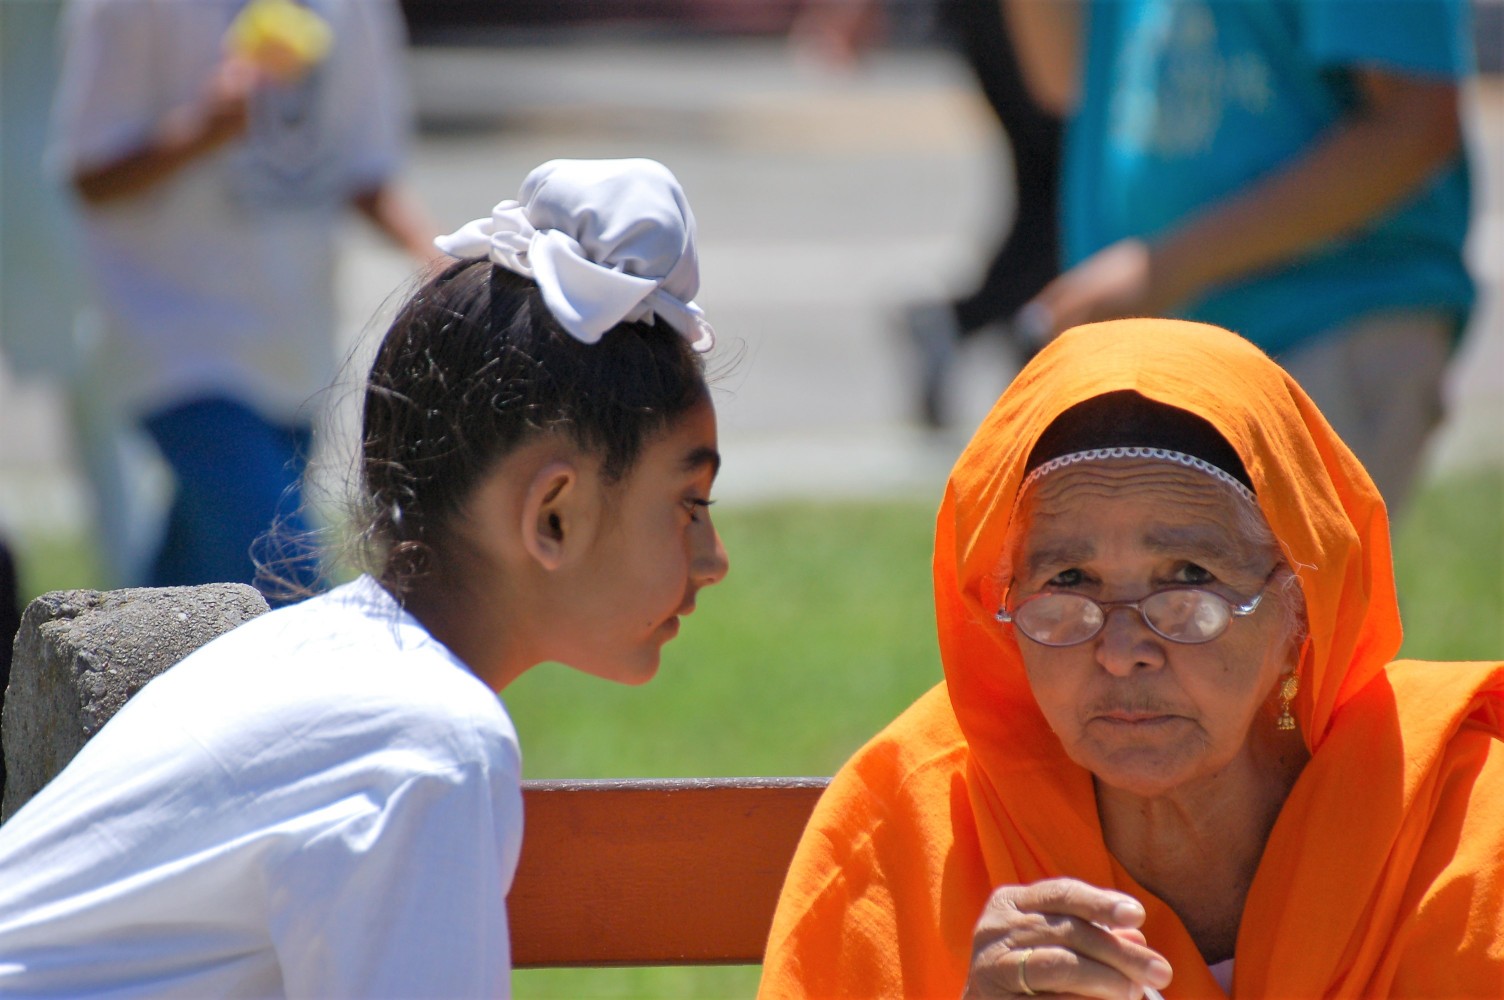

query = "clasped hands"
963;878;1174;999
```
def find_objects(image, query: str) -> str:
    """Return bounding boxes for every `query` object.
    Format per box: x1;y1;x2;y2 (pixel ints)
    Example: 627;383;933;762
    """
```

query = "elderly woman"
759;319;1504;998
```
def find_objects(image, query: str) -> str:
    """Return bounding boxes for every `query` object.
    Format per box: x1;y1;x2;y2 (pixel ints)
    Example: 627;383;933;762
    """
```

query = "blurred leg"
939;0;1063;334
911;0;1064;428
0;535;18;681
69;361;171;587
0;535;16;791
1280;310;1452;517
143;398;316;596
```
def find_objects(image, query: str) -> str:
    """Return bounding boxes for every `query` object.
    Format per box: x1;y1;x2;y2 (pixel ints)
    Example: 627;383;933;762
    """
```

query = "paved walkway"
2;40;1500;541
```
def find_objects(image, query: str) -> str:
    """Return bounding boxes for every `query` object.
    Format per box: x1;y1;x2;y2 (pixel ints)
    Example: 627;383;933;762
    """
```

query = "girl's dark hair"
359;258;708;594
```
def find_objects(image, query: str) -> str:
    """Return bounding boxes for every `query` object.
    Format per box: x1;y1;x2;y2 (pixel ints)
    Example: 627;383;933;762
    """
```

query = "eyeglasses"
995;567;1280;647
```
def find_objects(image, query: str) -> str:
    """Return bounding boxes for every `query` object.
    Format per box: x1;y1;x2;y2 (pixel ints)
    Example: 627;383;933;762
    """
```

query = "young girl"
0;158;728;997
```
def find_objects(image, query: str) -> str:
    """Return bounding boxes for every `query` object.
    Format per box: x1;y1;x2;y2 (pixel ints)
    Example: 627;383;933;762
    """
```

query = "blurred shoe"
904;301;961;429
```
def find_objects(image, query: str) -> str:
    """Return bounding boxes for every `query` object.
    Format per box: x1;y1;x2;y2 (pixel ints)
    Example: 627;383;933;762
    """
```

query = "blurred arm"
1027;67;1465;335
1148;68;1463;306
351;182;443;265
73;57;257;206
1002;0;1081;116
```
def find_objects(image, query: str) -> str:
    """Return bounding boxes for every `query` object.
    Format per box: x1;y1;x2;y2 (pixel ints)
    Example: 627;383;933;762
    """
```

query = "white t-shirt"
0;576;522;999
48;0;411;423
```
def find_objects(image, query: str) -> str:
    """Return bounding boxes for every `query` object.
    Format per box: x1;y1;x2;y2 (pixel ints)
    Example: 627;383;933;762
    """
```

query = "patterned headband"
1018;446;1259;507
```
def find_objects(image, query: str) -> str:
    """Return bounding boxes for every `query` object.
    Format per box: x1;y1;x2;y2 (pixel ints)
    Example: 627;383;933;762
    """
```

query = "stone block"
1;584;269;821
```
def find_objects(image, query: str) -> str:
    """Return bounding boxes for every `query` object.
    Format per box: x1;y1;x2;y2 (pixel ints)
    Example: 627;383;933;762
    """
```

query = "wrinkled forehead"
1019;458;1254;537
1005;457;1276;577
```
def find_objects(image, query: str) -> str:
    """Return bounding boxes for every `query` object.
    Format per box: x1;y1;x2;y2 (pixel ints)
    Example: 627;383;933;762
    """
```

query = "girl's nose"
1094;605;1165;676
693;522;729;587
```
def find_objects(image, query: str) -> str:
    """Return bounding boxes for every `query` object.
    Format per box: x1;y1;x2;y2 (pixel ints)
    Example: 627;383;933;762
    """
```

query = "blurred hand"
1015;238;1180;346
788;0;885;69
962;878;1173;999
197;54;260;148
71;51;261;204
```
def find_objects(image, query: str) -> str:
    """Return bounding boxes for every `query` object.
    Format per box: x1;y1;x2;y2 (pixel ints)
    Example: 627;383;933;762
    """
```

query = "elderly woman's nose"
1094;607;1165;675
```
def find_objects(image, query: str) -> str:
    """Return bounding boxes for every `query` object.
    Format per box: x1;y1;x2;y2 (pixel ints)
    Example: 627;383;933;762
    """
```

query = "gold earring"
1275;673;1299;731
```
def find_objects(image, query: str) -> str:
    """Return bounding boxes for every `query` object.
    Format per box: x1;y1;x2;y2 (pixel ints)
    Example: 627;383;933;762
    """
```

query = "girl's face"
1005;459;1295;800
561;398;729;684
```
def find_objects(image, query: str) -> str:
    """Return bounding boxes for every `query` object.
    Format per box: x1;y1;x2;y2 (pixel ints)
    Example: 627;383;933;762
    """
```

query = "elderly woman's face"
1007;459;1295;800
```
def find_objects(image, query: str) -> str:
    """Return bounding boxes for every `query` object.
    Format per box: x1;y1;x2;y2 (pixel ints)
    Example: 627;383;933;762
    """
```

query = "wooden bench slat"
509;777;827;967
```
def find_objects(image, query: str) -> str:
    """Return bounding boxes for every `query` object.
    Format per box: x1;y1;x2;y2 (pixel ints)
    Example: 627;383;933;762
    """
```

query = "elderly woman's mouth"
1093;711;1183;726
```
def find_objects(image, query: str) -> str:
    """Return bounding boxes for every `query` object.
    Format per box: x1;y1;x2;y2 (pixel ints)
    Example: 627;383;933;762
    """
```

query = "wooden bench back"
509;777;827;967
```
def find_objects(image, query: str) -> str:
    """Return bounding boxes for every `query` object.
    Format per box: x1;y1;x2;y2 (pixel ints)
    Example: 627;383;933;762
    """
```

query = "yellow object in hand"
226;0;332;82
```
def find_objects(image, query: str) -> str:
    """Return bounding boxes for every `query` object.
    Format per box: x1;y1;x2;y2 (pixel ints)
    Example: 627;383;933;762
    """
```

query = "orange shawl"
760;320;1504;998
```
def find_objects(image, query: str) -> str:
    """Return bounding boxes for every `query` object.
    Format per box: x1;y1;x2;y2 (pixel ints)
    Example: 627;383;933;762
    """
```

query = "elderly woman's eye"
1047;568;1086;588
1175;563;1216;585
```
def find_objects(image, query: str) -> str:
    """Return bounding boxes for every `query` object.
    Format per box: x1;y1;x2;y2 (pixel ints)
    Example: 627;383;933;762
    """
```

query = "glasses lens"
1014;593;1104;646
1142;589;1231;642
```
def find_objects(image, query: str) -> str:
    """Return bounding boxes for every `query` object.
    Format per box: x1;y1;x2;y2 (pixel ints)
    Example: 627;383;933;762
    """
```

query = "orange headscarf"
760;320;1504;999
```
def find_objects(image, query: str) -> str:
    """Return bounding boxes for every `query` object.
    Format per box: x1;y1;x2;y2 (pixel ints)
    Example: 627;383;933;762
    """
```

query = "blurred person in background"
792;0;1064;428
48;0;440;597
1005;0;1475;517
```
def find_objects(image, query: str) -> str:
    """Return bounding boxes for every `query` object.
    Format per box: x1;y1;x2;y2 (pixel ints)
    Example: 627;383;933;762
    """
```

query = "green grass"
8;471;1501;998
1393;468;1504;660
512;964;764;1000
11;529;108;603
502;500;943;781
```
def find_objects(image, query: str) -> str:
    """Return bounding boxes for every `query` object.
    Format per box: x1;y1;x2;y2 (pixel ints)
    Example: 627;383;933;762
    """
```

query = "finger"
982;912;1169;993
1015;877;1149;931
1014;301;1055;346
982;881;1170;988
971;893;1170;993
964;944;1073;1000
969;941;1170;1000
1017;943;1172;1000
971;879;1143;954
1062;920;1172;991
214;54;261;95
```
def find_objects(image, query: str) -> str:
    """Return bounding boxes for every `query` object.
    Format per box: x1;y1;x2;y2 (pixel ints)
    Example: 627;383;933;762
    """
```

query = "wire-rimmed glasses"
995;567;1281;647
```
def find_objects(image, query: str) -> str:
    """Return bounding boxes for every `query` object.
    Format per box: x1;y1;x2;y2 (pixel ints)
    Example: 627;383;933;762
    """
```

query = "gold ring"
1018;946;1037;996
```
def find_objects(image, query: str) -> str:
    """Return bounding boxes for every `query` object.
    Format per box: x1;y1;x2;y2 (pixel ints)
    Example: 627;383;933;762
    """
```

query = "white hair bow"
433;158;714;352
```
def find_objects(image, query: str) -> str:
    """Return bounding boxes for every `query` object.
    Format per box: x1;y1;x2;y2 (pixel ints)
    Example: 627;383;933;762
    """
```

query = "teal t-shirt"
1064;0;1475;354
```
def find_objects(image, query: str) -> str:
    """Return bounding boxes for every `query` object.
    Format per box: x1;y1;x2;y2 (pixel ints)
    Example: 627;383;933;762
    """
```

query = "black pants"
0;537;20;793
935;0;1063;334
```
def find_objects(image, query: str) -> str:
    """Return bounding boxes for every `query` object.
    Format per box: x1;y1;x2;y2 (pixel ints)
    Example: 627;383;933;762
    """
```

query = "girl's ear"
520;460;584;571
